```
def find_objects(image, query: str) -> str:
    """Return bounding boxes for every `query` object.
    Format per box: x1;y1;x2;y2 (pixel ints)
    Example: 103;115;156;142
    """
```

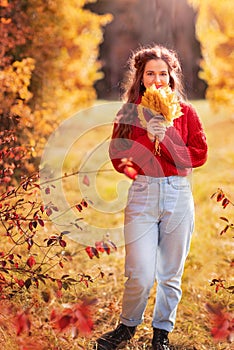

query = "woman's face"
142;59;170;89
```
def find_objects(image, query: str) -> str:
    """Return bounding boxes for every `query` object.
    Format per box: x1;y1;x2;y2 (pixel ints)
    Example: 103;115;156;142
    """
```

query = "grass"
76;99;234;349
0;99;233;349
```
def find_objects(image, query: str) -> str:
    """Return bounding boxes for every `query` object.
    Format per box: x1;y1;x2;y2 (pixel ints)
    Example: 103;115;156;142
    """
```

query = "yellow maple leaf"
140;85;183;126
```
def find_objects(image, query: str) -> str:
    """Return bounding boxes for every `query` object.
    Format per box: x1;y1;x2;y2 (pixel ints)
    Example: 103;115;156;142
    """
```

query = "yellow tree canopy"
0;0;112;184
26;0;112;120
189;0;234;114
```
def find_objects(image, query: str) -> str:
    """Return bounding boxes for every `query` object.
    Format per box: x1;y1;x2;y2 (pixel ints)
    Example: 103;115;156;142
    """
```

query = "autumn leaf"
26;256;36;268
139;85;183;125
38;218;44;227
59;239;66;248
46;208;53;216
50;301;94;335
83;175;90;186
17;279;25;288
85;246;99;259
220;225;229;235
28;221;34;231
85;246;94;259
56;290;63;298
15;310;31;336
206;303;233;341
73;301;94;335
103;242;111;255
45;187;50;194
61;230;70;235
95;241;105;252
217;192;225;202
41;290;50;303
58;315;72;331
52;205;59;212
32;221;37;229
76;204;83;212
0;261;7;267
46;235;58;246
24;278;32;289
219;216;229;223
222;198;230;209
81;198;88;207
107;240;117;251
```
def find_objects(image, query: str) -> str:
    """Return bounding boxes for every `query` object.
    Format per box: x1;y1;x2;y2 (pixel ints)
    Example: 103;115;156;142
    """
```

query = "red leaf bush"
51;299;95;336
206;303;234;342
208;189;234;343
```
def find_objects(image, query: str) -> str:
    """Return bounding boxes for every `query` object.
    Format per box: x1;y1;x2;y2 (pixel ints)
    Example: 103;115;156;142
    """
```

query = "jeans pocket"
168;176;190;190
127;181;149;208
130;182;148;192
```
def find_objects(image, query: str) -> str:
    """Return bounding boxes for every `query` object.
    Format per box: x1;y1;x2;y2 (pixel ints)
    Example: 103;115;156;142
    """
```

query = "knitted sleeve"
160;103;208;168
109;122;155;174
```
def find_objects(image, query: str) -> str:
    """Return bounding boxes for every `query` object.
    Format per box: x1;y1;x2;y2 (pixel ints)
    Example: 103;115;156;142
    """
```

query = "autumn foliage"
188;0;234;113
0;0;112;186
0;0;113;347
206;303;234;343
208;189;234;342
1;0;233;347
0;298;95;349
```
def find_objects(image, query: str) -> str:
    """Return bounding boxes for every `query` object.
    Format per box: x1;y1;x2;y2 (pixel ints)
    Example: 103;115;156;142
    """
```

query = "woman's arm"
109;122;155;173
160;104;208;169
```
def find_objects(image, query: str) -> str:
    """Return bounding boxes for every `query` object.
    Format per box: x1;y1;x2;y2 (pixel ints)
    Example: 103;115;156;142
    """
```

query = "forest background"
0;0;233;349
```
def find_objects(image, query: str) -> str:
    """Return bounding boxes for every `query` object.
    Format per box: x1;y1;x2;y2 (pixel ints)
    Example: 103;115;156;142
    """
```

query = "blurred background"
86;0;207;100
1;0;233;183
1;1;233;348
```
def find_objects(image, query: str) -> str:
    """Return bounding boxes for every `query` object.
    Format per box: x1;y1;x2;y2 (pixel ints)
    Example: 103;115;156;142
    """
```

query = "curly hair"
123;44;185;103
117;44;185;139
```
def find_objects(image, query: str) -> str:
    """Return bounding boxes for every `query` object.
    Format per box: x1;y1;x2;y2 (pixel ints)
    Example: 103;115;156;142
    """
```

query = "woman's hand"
147;115;166;142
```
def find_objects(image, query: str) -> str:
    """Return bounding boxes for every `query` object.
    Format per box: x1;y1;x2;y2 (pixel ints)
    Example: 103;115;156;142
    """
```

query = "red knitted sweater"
109;101;208;177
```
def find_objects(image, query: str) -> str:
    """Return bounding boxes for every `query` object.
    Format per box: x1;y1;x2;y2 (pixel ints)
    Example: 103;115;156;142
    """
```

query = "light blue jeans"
120;175;194;332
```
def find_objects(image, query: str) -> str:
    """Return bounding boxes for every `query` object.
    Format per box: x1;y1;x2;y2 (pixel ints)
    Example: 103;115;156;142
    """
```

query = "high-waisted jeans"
120;175;194;332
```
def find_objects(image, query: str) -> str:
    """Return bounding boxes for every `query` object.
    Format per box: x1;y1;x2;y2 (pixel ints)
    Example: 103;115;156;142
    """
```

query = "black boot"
152;328;170;350
94;323;136;350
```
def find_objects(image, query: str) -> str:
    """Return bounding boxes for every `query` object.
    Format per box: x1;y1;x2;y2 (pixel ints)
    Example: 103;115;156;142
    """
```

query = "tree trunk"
87;0;206;99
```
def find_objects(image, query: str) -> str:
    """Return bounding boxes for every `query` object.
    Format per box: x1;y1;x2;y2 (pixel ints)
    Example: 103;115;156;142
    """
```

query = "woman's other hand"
147;115;166;142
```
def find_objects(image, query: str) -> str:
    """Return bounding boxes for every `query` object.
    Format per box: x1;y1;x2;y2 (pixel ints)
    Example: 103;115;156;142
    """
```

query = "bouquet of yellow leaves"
137;85;183;154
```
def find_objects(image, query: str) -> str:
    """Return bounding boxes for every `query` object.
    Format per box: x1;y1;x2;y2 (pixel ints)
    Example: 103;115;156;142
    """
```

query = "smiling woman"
94;44;208;350
142;59;170;89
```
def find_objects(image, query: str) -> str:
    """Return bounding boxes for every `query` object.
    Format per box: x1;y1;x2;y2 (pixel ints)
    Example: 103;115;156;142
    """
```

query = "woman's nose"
155;74;161;83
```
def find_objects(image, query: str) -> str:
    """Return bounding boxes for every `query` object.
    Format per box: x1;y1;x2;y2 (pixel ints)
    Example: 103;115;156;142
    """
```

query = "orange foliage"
25;0;112;118
189;0;234;114
0;0;112;185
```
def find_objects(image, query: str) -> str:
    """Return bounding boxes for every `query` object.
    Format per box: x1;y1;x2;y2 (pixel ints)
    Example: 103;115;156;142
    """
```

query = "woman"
95;44;207;350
